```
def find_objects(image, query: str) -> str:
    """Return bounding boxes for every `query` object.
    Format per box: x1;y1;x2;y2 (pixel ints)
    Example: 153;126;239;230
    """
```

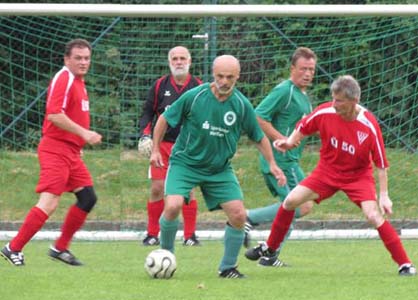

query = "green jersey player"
150;55;286;278
244;47;318;267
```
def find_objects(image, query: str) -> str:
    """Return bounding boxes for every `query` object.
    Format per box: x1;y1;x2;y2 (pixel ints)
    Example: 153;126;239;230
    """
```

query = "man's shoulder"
273;79;292;90
195;82;210;91
308;101;335;117
52;66;72;82
147;75;169;91
232;88;251;103
263;79;293;99
178;83;210;102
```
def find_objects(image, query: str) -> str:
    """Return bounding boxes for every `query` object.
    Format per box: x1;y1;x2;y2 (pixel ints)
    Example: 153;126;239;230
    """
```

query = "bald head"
211;55;240;99
212;55;241;74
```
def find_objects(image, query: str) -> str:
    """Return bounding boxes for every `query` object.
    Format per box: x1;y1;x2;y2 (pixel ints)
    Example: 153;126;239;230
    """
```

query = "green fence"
0;14;417;224
1;16;417;151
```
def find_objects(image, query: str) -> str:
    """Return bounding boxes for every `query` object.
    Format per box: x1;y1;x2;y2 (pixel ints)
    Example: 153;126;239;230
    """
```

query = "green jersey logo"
224;111;236;126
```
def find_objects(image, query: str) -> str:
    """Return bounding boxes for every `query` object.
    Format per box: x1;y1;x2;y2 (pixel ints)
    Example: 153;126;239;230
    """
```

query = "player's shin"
219;223;244;271
159;216;179;253
266;204;295;251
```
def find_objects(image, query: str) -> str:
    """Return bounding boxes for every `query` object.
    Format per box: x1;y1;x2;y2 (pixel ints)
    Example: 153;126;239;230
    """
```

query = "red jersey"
42;66;90;149
296;101;389;179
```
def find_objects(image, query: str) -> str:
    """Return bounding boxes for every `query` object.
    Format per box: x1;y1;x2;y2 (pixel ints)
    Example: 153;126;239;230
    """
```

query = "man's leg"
144;179;165;245
1;193;58;266
159;195;183;253
361;201;415;275
182;199;199;244
54;187;97;252
218;200;246;278
245;185;317;264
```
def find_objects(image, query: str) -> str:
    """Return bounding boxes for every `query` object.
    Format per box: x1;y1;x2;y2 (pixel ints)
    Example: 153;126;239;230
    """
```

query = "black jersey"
139;74;202;142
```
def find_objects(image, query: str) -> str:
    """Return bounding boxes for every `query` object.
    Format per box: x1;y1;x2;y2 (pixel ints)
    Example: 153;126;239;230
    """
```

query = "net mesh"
0;15;417;230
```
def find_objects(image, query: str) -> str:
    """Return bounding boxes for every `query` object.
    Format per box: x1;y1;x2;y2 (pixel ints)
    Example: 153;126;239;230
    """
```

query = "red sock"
10;206;48;251
266;204;295;251
55;205;88;251
147;199;164;237
377;220;411;266
182;199;198;239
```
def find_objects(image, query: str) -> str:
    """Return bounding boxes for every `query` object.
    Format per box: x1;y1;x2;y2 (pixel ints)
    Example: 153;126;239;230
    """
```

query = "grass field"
1;240;417;300
1;146;417;298
1;146;417;222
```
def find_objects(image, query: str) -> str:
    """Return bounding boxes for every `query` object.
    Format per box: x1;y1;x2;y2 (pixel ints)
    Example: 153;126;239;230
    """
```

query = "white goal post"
0;4;418;17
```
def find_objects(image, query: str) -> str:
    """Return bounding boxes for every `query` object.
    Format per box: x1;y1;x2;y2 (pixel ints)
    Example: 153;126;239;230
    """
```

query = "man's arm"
273;129;305;153
47;113;101;145
255;136;286;186
150;115;169;168
376;167;392;215
139;84;159;137
256;116;286;141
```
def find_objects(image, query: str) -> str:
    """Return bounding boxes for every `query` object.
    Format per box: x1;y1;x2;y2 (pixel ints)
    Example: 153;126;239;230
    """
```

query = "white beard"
170;63;190;77
215;81;235;95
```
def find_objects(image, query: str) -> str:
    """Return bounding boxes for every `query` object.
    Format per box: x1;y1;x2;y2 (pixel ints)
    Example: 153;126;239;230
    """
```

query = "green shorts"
165;162;243;211
263;162;305;201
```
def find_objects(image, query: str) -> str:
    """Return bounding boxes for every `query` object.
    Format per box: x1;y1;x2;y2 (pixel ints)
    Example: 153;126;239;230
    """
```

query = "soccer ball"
144;249;177;279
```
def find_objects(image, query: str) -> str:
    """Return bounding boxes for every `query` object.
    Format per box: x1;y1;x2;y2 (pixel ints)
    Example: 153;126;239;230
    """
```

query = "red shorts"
300;167;376;206
35;138;93;195
148;141;174;180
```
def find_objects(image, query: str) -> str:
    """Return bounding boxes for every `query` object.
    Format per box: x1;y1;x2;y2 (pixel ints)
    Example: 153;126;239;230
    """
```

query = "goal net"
0;9;417;238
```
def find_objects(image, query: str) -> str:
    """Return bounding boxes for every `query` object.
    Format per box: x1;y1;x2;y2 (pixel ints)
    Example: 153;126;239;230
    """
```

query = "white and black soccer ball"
144;249;177;279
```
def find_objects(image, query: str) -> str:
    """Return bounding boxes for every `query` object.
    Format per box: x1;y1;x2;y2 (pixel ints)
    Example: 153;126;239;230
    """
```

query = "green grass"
1;240;418;300
0;149;121;221
1;146;417;221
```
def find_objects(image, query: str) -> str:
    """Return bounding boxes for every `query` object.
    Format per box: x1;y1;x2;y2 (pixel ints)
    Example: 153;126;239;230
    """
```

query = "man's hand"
379;193;393;216
83;130;102;145
270;163;287;187
150;149;164;168
273;138;291;153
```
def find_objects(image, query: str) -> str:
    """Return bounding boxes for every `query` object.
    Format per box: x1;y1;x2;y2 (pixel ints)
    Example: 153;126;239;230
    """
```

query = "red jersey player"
245;75;416;276
1;39;102;266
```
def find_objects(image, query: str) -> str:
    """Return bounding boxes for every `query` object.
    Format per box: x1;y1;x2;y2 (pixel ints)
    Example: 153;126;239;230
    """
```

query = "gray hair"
167;46;191;61
330;75;361;100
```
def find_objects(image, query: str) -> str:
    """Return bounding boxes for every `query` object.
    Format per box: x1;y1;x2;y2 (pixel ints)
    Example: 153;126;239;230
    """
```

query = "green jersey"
163;83;265;174
256;79;312;172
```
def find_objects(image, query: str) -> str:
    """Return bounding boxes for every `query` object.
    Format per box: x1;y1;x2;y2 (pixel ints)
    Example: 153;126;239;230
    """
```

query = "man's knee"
75;186;97;213
227;209;246;229
364;209;384;226
163;197;183;219
283;197;299;210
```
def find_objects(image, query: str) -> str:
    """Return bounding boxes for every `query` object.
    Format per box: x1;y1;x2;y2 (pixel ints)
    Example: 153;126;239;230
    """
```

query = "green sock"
159;216;179;253
219;224;244;272
248;203;301;224
247;202;281;224
248;203;300;255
